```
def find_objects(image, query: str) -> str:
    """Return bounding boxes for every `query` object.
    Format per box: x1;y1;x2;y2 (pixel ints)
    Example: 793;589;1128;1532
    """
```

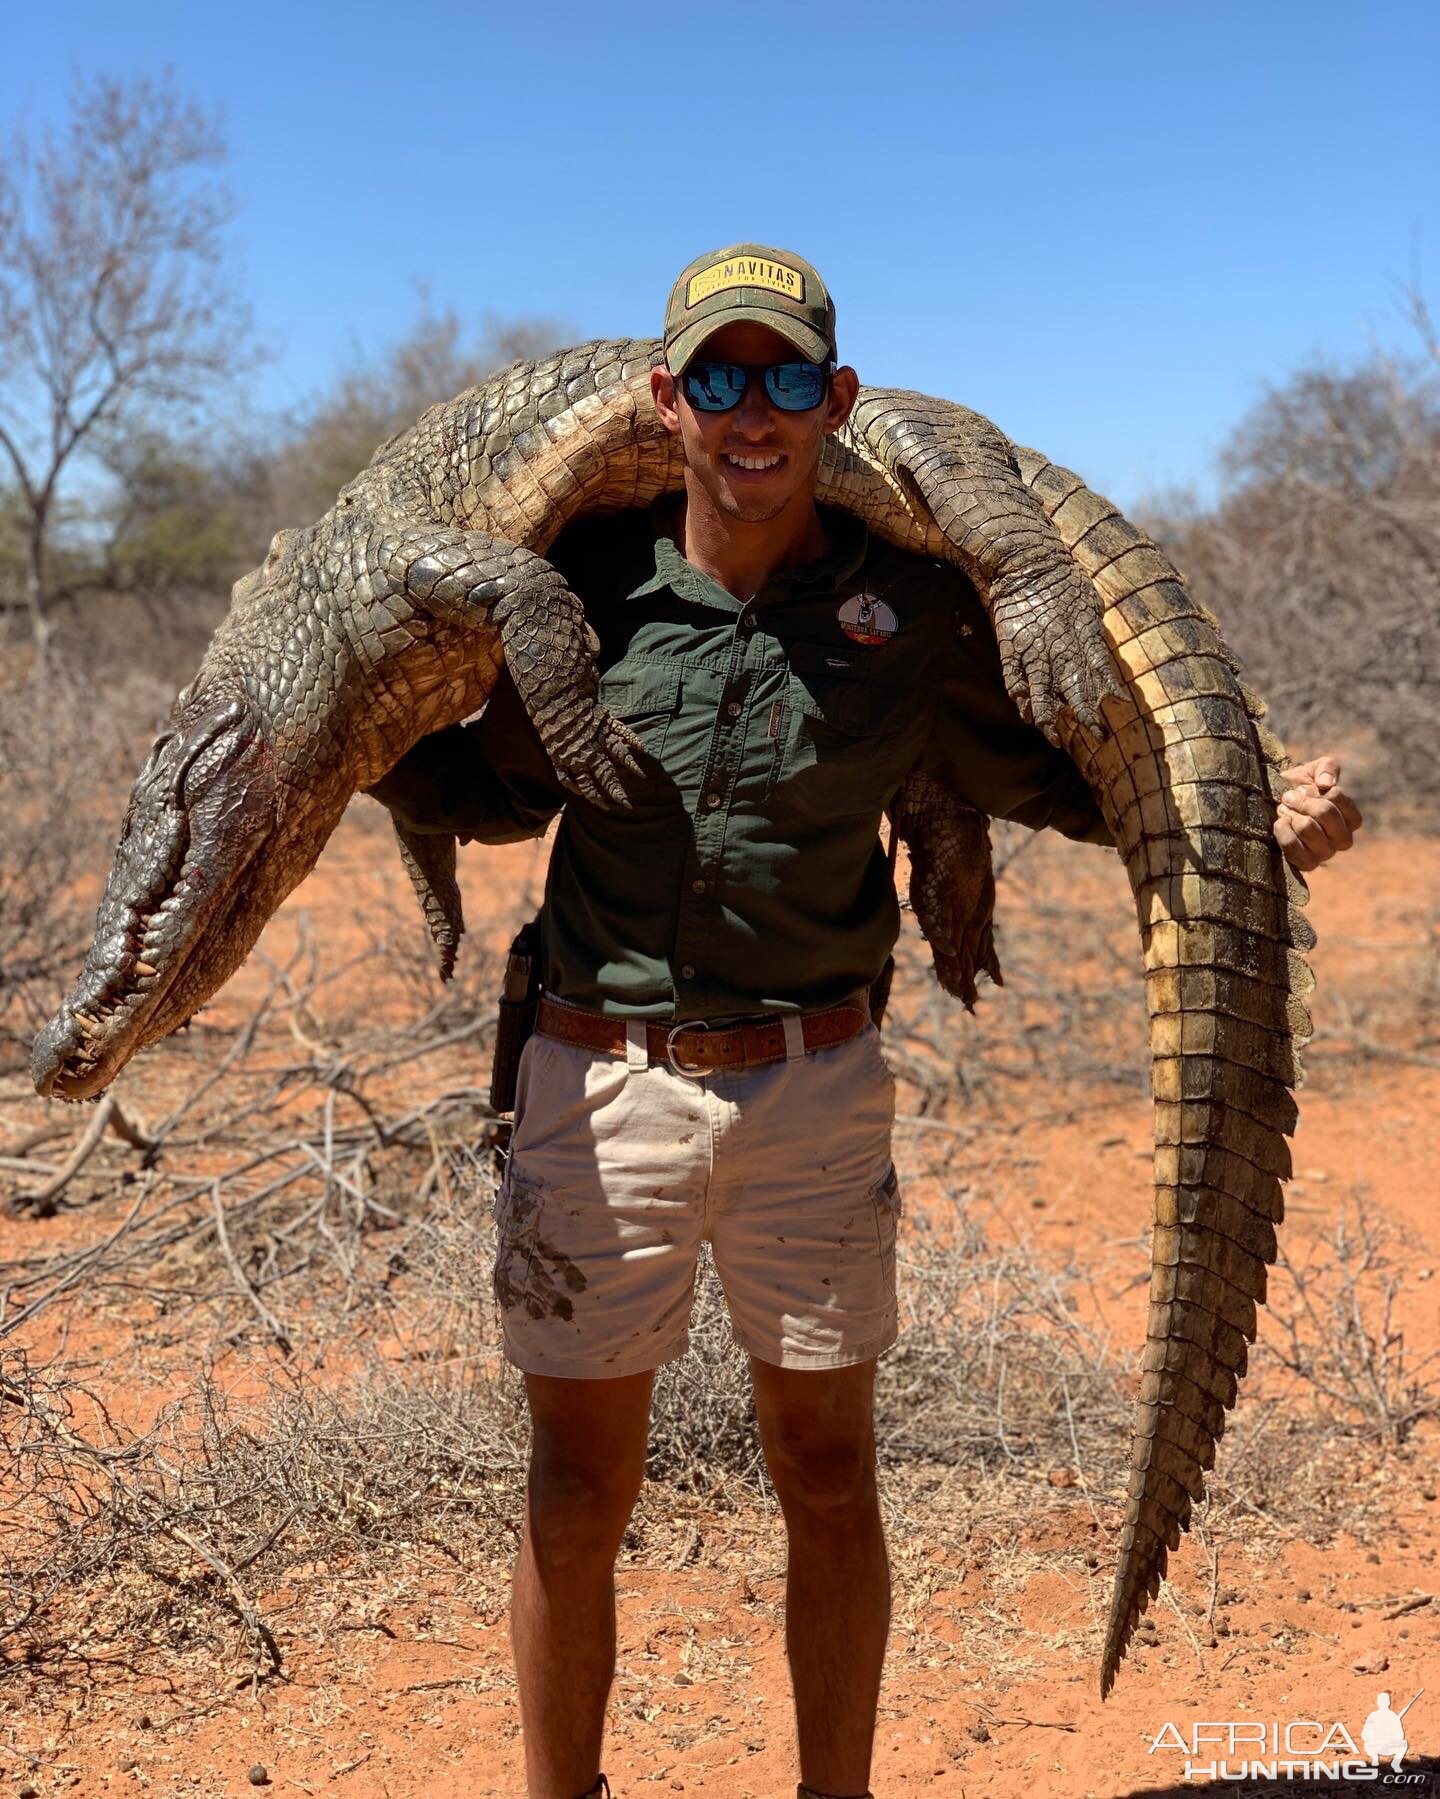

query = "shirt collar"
626;503;870;609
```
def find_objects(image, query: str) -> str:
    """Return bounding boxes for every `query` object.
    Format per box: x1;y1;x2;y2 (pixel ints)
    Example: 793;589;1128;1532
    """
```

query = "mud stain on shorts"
522;1235;588;1322
494;1180;588;1322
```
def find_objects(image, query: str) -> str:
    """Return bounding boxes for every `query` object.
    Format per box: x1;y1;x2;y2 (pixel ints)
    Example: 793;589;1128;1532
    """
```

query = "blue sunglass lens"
683;363;749;411
681;361;827;413
765;364;826;410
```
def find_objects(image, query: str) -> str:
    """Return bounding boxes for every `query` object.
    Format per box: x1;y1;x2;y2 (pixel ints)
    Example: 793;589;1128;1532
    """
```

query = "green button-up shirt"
375;507;1112;1019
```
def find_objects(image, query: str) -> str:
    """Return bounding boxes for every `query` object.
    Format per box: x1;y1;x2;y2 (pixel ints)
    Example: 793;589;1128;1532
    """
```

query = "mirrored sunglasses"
680;359;832;414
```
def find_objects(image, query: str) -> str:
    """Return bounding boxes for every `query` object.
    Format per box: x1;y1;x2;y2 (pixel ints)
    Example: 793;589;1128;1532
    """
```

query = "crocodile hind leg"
890;768;1003;1011
369;524;644;806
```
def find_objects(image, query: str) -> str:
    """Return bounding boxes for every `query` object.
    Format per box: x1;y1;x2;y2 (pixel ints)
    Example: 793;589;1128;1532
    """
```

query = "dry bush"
646;1248;768;1499
1261;1193;1439;1446
1141;321;1440;820
0;668;183;1071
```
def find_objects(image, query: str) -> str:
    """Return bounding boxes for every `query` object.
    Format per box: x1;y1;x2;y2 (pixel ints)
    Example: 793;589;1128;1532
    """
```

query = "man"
374;244;1361;1799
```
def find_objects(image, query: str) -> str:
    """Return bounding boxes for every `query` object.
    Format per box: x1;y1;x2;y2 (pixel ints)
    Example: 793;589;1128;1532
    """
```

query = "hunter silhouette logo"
1148;1684;1428;1784
1363;1689;1423;1773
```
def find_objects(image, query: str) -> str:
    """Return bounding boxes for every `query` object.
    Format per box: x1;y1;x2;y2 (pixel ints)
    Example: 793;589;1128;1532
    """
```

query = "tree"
0;73;258;673
1146;314;1440;814
260;299;567;534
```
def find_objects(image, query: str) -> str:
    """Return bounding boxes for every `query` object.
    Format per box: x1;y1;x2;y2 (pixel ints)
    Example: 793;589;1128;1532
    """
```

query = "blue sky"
4;0;1435;507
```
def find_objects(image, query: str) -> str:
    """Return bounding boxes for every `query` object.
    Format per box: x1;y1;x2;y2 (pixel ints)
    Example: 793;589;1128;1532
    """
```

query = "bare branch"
0;72;259;670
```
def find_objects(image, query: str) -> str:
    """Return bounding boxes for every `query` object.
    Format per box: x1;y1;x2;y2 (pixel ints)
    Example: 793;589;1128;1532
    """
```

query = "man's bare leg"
512;1369;653;1798
751;1356;888;1796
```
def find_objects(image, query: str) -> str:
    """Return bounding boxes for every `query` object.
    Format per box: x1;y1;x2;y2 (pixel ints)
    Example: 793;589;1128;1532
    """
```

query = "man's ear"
651;365;681;434
825;364;859;436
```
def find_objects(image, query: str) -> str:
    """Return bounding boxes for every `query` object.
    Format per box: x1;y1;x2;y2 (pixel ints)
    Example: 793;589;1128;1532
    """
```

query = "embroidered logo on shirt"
837;592;898;646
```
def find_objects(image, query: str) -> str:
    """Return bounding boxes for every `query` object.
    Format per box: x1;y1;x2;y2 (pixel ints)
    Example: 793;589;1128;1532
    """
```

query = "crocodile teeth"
133;961;157;977
72;1012;99;1036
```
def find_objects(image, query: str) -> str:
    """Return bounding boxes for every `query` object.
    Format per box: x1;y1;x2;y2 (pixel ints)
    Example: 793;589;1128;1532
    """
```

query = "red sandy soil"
3;811;1437;1797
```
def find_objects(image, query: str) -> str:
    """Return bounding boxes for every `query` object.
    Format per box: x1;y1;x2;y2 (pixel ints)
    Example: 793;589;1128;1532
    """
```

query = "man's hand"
1273;755;1362;871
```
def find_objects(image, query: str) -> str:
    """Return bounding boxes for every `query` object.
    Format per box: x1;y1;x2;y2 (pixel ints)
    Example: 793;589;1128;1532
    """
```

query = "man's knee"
523;1371;651;1568
531;1426;645;1515
753;1358;879;1522
764;1427;878;1522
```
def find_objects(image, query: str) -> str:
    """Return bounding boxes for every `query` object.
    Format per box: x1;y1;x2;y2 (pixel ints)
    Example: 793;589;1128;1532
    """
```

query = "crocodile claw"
928;923;1004;1014
997;594;1124;745
549;710;649;809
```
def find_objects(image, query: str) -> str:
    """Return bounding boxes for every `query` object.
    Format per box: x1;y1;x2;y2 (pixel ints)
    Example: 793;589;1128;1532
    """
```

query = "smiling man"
373;244;1361;1798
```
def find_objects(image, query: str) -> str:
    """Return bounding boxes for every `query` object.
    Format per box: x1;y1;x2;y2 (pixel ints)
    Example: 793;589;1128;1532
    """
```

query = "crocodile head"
32;684;296;1100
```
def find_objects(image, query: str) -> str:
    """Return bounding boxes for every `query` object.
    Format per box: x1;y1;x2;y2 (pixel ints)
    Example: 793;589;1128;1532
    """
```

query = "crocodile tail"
1008;449;1316;1699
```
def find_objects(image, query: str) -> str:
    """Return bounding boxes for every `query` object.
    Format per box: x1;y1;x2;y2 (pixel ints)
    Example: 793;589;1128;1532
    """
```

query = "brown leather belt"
536;993;871;1075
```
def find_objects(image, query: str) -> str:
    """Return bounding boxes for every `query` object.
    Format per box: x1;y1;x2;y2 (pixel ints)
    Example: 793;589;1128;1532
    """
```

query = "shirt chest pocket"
771;648;916;818
600;663;682;784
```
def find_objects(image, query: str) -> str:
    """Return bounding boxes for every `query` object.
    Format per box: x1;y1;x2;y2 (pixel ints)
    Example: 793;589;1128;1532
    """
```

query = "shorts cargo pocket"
869;1164;901;1290
492;1174;545;1318
492;1174;588;1324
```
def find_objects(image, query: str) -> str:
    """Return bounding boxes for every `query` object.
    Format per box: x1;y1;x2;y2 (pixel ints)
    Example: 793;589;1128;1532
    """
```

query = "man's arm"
366;668;565;845
922;641;1116;844
924;595;1366;870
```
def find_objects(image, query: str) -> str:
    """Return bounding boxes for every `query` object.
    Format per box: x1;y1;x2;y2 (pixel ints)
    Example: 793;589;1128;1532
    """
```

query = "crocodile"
31;338;1116;1100
30;337;1315;1699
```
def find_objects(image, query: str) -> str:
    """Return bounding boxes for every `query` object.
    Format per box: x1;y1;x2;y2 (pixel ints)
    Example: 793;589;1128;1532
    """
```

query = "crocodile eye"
170;702;247;805
141;731;176;773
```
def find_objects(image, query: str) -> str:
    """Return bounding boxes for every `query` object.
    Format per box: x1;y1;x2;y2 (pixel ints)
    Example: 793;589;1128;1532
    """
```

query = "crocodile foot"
548;710;649;808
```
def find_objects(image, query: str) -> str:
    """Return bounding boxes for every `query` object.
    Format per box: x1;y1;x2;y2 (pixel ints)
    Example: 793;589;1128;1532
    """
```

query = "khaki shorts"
492;1020;901;1378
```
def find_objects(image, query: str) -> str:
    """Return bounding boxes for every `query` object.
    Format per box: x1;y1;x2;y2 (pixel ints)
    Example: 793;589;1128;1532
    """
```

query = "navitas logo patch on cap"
685;256;806;307
663;242;836;374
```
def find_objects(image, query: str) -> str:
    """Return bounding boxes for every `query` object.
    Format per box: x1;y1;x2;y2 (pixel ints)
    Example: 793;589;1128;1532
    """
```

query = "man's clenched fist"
1274;754;1362;871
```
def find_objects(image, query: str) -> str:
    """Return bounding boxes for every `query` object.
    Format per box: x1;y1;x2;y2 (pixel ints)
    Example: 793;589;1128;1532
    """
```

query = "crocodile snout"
32;696;280;1099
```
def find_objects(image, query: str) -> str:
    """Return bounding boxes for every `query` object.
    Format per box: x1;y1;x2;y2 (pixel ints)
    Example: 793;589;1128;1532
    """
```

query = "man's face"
651;321;858;525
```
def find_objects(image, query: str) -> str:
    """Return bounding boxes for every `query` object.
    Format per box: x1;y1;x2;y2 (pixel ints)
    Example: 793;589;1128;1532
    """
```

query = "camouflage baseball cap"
663;243;836;374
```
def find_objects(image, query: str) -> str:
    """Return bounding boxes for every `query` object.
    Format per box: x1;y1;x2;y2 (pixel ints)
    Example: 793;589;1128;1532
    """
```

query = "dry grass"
3;1096;1433;1702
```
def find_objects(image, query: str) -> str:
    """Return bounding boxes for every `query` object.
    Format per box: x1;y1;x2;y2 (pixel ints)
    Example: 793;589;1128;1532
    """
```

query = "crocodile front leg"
890;768;1003;1012
368;525;644;806
844;392;1124;740
392;824;465;981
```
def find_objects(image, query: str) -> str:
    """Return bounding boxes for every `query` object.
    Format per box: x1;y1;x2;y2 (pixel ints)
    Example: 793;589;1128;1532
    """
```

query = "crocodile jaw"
32;692;290;1100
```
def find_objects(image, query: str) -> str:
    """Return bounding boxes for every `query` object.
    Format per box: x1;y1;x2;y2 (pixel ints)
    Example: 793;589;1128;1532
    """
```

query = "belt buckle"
665;1019;710;1078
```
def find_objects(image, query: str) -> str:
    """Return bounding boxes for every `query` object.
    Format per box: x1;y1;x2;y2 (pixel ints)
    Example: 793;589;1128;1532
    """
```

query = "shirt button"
739;613;756;632
725;700;742;718
680;963;696;980
704;792;721;808
691;878;707;895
